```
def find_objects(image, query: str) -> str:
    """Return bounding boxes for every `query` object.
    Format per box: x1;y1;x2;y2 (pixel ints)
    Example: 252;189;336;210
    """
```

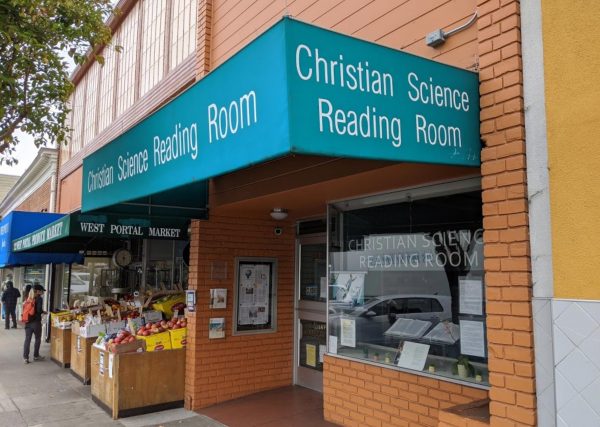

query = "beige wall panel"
211;0;477;70
303;0;382;29
59;168;83;213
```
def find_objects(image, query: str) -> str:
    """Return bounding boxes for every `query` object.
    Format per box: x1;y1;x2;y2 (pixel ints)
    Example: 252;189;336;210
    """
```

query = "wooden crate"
70;328;96;384
50;325;71;368
91;346;185;419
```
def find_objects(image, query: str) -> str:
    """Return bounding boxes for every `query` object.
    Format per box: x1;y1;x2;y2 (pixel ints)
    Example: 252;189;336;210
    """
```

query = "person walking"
1;280;21;329
23;284;46;364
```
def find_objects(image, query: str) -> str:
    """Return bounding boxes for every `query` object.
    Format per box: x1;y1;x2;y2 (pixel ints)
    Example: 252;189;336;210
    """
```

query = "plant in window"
428;363;436;373
455;355;472;379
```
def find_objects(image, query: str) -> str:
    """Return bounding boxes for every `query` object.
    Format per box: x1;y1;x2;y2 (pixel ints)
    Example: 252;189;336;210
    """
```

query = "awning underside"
93;180;208;219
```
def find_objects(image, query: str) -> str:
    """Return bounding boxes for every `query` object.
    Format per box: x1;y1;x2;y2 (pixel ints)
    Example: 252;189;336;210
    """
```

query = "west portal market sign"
82;18;480;212
12;213;188;252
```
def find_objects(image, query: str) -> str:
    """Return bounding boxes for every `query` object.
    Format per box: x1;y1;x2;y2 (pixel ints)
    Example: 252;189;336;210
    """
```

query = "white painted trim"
0;148;58;215
521;1;556;426
522;1;553;299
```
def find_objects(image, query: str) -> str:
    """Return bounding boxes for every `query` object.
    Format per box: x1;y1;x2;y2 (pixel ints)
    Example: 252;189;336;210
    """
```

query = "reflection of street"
329;294;453;352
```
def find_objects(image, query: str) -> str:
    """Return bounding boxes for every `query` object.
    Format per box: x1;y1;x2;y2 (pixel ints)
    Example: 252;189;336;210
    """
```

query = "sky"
0;132;42;176
0;54;74;177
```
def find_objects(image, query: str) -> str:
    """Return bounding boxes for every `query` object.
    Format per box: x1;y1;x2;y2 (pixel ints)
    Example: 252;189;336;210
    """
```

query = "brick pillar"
196;0;213;80
184;219;202;410
477;1;537;426
186;0;212;405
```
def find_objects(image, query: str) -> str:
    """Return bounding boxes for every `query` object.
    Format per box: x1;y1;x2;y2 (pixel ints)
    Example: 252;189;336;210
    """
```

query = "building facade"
57;1;538;426
0;148;59;314
523;1;600;426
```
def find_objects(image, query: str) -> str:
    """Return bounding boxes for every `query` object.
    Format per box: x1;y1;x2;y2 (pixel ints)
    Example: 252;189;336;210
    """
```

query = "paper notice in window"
320;277;327;299
397;341;430;371
319;344;326;363
340;318;356;347
459;278;483;315
306;344;317;367
459;320;486;357
329;336;338;354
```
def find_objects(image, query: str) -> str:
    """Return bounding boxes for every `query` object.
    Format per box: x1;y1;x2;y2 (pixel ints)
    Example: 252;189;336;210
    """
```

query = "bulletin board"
233;257;278;335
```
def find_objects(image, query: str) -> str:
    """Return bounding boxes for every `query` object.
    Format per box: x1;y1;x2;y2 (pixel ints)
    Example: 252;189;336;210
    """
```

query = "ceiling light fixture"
270;208;288;220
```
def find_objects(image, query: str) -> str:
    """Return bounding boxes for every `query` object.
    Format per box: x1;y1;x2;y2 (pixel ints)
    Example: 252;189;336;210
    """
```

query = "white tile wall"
553;299;600;426
534;297;556;427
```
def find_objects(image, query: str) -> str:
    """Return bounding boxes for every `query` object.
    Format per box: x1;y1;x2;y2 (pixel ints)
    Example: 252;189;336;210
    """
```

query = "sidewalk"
0;326;224;427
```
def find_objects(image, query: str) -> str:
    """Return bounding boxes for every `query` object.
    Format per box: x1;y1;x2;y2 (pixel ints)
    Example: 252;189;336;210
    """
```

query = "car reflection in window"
330;294;451;348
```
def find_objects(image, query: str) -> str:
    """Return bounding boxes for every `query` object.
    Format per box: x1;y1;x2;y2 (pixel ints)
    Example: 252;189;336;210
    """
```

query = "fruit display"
137;318;187;336
95;329;146;354
107;330;137;346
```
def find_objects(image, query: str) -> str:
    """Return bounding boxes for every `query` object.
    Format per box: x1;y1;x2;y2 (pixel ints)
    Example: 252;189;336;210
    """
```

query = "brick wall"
17;178;51;212
184;214;295;410
477;1;536;426
195;0;212;79
324;356;488;427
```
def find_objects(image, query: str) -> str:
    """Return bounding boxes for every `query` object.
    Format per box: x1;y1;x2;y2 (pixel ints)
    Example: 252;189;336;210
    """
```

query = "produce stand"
70;327;96;384
50;325;71;368
90;345;185;419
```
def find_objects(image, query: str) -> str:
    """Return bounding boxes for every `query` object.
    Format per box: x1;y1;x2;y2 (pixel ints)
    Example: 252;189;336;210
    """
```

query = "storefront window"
327;185;487;386
72;258;111;302
24;265;46;289
54;258;111;308
146;240;188;291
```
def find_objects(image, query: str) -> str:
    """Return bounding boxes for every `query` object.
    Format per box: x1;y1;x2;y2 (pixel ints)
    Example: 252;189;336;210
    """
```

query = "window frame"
325;176;489;389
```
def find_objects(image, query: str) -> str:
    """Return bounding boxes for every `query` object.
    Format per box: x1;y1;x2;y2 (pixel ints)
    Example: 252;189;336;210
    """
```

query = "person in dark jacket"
1;280;21;329
23;284;46;363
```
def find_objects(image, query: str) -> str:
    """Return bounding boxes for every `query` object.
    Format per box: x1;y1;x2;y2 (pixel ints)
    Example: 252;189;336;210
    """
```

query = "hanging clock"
112;248;132;268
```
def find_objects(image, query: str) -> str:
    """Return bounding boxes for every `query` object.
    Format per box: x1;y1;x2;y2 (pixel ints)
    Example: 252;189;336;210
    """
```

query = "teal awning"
82;17;480;213
12;212;189;253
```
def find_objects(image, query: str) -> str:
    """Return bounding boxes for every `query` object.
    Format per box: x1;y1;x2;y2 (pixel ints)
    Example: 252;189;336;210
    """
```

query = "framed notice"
209;288;227;309
209;318;225;339
233;257;277;335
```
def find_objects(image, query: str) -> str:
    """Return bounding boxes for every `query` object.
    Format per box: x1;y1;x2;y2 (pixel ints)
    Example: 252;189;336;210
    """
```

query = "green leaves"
0;0;115;163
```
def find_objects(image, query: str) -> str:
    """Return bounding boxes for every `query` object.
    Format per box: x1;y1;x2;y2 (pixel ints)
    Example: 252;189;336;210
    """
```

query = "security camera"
274;227;283;236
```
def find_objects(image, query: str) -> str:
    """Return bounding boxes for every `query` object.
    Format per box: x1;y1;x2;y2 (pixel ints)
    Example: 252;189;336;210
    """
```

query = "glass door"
295;234;327;392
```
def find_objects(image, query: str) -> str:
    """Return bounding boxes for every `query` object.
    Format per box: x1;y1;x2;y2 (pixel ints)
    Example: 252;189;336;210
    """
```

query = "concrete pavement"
0;325;225;427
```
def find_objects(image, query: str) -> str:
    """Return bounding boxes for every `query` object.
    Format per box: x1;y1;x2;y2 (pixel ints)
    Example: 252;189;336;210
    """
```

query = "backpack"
21;298;35;323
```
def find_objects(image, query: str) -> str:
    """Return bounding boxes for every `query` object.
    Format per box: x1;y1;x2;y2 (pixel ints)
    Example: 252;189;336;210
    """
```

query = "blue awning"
0;211;83;267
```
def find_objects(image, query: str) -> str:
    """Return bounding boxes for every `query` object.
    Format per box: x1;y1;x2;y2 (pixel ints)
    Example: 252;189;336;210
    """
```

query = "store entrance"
294;233;327;392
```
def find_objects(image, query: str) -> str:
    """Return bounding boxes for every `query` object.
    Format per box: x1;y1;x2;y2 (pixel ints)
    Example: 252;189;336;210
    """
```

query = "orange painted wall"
58;167;82;213
185;214;296;409
211;0;478;71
